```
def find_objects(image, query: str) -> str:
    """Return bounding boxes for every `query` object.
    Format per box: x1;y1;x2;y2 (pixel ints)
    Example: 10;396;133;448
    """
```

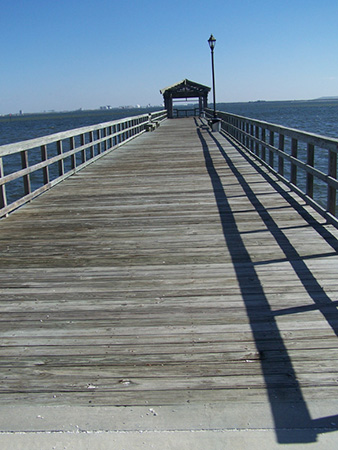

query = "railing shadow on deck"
195;119;338;444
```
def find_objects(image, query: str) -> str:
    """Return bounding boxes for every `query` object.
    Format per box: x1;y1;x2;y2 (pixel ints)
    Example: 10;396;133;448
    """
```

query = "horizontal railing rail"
0;110;167;218
206;108;338;227
174;108;200;118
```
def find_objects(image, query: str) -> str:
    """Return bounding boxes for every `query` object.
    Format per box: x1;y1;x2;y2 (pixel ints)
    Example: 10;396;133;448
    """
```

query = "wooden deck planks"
0;117;337;408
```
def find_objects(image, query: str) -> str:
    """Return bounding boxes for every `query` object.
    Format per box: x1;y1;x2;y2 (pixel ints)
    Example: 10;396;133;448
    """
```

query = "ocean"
1;101;338;211
0;107;160;146
218;99;338;138
1;100;338;146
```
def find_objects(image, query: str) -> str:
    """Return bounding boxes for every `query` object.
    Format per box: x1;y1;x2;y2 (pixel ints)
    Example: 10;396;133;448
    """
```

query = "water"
1;101;338;213
2;101;338;146
0;108;159;206
216;100;338;213
217;99;338;138
0;107;159;146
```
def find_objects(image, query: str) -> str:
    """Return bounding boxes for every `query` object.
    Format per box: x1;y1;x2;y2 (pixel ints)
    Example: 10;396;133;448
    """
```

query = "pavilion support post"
199;97;205;116
168;94;173;119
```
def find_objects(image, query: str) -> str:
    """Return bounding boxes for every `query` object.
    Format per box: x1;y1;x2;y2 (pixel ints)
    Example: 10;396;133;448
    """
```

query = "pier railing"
174;108;200;118
206;108;338;227
0;110;167;218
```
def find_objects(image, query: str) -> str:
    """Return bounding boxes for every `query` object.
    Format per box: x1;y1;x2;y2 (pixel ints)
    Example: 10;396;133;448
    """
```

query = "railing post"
80;134;86;164
328;150;337;215
102;128;107;152
278;134;285;176
306;143;314;198
97;129;102;154
57;141;64;176
246;123;250;148
70;136;76;170
89;131;94;158
269;131;274;168
255;125;260;155
123;121;126;138
109;126;113;149
250;124;254;151
0;157;7;209
21;150;31;195
40;144;49;185
291;138;298;185
120;123;124;142
117;124;121;144
261;128;266;161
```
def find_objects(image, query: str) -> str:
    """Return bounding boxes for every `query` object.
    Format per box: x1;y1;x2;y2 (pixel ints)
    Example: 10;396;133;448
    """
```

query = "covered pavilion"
160;79;210;118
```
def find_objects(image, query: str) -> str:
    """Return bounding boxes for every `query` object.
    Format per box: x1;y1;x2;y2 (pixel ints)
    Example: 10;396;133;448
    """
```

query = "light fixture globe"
208;34;216;50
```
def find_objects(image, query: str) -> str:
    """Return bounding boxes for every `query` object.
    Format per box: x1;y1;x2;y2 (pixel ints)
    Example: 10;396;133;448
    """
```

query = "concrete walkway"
1;402;338;449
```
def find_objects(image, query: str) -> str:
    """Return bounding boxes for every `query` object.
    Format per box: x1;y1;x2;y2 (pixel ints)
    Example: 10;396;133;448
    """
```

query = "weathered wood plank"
0;117;337;411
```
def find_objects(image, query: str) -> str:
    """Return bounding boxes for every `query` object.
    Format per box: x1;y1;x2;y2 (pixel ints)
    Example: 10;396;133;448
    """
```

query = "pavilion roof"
160;79;210;97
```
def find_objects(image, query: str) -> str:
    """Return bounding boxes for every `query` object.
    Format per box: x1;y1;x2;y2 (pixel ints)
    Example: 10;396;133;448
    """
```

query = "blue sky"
1;0;338;114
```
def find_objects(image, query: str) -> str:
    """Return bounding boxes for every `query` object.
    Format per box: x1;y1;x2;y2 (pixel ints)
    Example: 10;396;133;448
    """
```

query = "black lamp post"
208;34;217;119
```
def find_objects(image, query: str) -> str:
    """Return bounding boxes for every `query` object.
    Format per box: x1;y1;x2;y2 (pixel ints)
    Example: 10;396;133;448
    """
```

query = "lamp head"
208;34;216;50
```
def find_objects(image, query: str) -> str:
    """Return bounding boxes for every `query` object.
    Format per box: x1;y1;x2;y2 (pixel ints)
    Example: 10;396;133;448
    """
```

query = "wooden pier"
0;117;338;445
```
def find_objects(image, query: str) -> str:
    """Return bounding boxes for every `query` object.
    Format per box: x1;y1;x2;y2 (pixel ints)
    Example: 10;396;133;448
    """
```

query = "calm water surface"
1;102;338;210
0;108;157;146
218;100;338;138
1;101;338;146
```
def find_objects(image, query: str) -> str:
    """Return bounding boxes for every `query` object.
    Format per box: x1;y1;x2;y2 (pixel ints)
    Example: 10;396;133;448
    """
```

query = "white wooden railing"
0;110;167;217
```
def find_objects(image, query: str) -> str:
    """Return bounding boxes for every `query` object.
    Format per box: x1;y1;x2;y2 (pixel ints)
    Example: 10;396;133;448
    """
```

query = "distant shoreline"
0;106;162;120
2;97;338;118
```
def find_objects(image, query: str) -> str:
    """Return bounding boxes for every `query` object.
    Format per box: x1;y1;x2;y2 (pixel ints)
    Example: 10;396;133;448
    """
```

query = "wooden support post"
168;94;173;119
115;125;119;145
40;144;49;185
199;97;203;115
269;131;274;168
240;120;244;145
57;141;64;176
306;143;314;198
102;128;107;152
97;129;102;154
246;123;250;148
291;138;298;185
250;124;254;151
0;157;7;209
108;126;113;149
328;150;337;215
261;128;266;161
70;136;76;170
80;134;86;163
255;126;259;155
21;150;31;195
278;134;284;176
89;131;94;158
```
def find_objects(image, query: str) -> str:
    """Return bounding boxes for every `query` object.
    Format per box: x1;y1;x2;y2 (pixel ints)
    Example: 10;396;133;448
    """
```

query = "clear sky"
1;0;338;114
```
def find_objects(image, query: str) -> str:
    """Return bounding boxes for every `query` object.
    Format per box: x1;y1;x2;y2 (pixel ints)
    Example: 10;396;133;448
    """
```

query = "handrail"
0;110;167;218
174;108;200;118
205;108;338;228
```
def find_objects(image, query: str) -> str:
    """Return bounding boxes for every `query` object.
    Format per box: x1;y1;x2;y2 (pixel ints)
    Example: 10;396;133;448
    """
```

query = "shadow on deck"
197;118;338;443
0;117;338;445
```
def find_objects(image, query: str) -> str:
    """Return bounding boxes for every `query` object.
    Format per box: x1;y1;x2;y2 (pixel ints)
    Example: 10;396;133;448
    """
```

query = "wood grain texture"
0;117;337;407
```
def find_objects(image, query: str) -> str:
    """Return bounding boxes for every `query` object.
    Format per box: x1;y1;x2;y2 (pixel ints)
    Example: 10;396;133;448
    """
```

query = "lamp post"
208;34;217;119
